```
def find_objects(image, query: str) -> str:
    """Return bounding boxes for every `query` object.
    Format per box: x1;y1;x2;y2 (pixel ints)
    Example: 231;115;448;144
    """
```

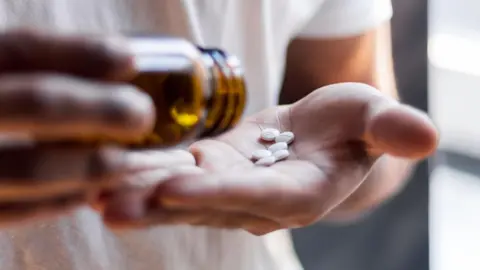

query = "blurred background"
292;0;480;269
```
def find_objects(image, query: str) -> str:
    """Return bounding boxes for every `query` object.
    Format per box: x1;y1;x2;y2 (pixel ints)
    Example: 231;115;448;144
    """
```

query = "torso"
0;0;326;269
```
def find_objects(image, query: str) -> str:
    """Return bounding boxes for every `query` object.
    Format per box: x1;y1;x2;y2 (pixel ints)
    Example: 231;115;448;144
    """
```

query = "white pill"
275;131;295;144
268;142;288;153
273;149;290;161
255;156;276;166
261;128;280;141
251;149;272;160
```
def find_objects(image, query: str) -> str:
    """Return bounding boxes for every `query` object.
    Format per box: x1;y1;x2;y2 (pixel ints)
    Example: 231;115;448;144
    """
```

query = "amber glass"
126;37;246;148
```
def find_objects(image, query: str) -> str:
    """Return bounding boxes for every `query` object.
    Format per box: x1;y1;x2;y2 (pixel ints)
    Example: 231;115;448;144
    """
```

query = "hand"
102;83;437;235
0;30;156;224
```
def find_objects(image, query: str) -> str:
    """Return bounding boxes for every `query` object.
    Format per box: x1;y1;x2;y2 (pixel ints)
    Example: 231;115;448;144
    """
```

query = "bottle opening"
198;48;247;138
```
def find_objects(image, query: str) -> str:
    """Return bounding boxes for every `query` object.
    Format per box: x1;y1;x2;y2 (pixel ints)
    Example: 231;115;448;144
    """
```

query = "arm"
279;23;414;220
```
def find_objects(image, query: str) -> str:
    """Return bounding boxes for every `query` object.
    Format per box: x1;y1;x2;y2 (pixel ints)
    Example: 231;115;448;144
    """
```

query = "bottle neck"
198;48;246;138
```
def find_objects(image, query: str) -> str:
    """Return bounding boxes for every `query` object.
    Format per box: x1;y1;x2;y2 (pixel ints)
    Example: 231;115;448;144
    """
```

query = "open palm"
103;83;437;235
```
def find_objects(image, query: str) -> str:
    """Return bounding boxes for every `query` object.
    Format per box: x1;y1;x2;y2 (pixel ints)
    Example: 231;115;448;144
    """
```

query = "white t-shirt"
0;0;392;269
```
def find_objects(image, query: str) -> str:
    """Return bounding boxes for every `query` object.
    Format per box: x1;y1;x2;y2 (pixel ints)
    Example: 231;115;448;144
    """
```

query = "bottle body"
128;37;246;148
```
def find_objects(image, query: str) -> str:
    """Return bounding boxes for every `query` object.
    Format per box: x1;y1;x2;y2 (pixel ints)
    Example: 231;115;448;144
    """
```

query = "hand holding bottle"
0;31;249;226
0;30;158;224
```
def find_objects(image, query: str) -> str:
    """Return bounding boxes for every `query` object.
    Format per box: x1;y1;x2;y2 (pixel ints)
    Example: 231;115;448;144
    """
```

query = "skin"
280;23;410;220
99;23;439;235
0;25;438;234
0;30;159;223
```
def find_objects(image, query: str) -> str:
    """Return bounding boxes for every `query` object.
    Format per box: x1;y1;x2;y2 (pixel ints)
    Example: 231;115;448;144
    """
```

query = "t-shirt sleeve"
296;0;393;38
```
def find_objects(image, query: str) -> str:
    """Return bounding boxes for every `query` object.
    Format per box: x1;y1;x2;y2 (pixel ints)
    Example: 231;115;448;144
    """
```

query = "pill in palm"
255;156;276;166
268;142;288;153
275;131;295;144
251;149;272;160
260;128;280;141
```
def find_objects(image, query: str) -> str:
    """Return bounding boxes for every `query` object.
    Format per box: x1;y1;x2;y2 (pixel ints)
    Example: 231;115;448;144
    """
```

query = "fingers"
0;146;196;226
90;150;198;210
0;74;154;141
347;83;438;158
99;160;278;233
0;190;87;227
156;159;375;228
157;162;328;226
103;188;281;235
0;30;134;80
0;146;194;201
366;101;438;158
292;82;438;159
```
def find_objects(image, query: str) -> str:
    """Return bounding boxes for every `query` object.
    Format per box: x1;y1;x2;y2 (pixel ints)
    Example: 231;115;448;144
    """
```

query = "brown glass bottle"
125;37;246;148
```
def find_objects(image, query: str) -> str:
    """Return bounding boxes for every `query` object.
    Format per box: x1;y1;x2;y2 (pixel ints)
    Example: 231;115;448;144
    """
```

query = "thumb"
365;98;438;159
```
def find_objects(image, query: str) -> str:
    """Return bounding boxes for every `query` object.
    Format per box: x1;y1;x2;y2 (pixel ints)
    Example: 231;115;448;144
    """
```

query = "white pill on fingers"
255;156;276;166
275;131;295;144
251;149;272;160
273;149;289;161
261;128;280;141
268;142;288;153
